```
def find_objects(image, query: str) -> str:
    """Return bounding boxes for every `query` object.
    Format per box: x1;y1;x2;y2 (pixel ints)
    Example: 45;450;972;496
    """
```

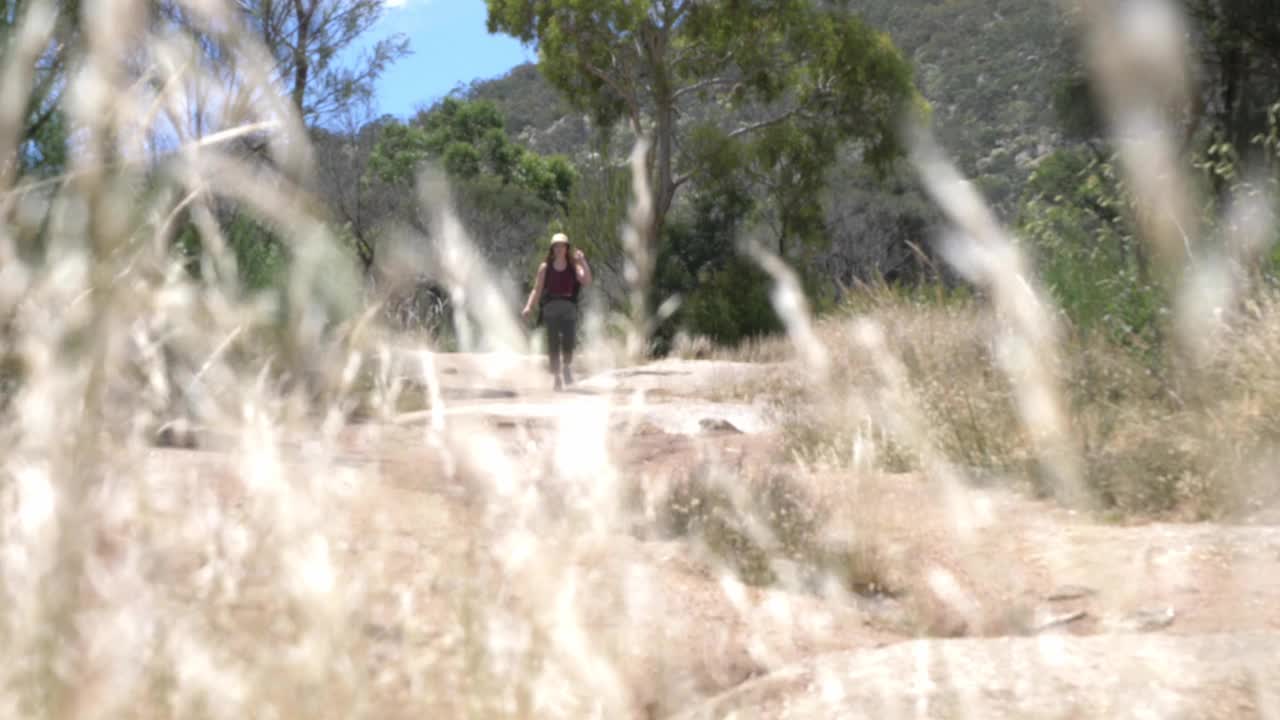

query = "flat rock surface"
393;396;773;436
673;632;1280;719
385;351;784;400
382;353;781;436
574;358;785;397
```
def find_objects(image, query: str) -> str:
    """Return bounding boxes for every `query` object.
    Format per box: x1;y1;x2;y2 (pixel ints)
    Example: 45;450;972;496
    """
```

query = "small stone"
1047;585;1097;602
699;418;742;434
1033;609;1088;633
363;622;403;643
1127;606;1176;632
1107;606;1176;632
629;421;667;436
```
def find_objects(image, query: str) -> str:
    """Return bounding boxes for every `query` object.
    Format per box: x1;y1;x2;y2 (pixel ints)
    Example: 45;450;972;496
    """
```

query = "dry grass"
668;330;798;364
645;459;900;600
766;295;1027;475
735;285;1280;521
2;0;1280;717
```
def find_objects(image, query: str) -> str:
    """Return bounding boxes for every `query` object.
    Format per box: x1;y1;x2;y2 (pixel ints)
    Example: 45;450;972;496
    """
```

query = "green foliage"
365;98;578;316
2;0;80;178
228;214;291;293
238;0;410;123
366;122;425;185
652;177;748;315
650;178;809;349
855;0;1079;218
463;0;1103;311
648;119;846;347
453;63;578;140
1016;148;1165;349
369;97;575;210
1052;71;1105;144
453;172;563;262
481;0;932;357
544;147;632;305
174;212;290;295
1185;0;1280;165
517;153;576;210
21;109;68;176
680;254;783;346
485;0;921;268
742;122;835;257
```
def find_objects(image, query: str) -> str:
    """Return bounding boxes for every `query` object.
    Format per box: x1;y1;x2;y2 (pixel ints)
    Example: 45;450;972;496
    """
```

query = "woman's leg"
546;320;562;378
543;300;568;388
561;305;578;385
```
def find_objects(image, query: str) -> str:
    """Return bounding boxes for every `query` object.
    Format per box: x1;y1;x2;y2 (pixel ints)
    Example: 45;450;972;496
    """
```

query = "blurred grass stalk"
0;0;1278;717
0;0;367;715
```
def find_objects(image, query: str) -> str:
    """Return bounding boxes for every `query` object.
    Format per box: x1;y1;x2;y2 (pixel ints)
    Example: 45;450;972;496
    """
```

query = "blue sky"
356;0;538;120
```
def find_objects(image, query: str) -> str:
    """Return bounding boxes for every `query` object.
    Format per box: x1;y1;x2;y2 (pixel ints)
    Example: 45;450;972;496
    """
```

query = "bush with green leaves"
1016;148;1166;351
369;97;575;212
173;211;291;295
679;254;784;348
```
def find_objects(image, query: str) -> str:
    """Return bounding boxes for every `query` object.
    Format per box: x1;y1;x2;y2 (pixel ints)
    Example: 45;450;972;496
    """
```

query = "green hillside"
857;0;1079;210
411;0;1077;325
454;0;1079;217
347;0;1276;350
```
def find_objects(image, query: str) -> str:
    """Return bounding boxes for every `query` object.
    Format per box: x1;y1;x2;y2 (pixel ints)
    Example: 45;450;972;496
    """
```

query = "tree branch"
671;46;732;78
727;106;802;139
582;58;642;128
673;75;735;101
669;103;806;190
672;168;697;191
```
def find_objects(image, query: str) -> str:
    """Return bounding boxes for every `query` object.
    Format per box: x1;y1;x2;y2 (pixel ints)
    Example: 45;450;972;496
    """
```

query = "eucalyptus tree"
236;0;410;126
485;0;922;260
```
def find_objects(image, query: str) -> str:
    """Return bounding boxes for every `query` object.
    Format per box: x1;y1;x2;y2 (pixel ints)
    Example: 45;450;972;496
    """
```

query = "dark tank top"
546;262;577;299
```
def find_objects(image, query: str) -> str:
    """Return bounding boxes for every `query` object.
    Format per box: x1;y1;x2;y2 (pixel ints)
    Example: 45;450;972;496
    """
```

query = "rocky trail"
146;353;1280;718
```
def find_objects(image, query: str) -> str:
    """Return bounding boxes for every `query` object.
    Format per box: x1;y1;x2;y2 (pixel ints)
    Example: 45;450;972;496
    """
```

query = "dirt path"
778;469;1280;638
136;354;1280;718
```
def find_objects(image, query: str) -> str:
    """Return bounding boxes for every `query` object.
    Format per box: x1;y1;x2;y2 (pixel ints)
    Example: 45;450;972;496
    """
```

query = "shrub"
755;282;1280;520
681;254;784;347
650;461;899;599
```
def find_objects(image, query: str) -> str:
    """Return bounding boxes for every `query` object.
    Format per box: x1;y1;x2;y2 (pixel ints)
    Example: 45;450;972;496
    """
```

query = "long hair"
543;240;573;267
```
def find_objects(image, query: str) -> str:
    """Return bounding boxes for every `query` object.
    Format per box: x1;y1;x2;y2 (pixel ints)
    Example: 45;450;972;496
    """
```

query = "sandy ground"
135;352;1280;719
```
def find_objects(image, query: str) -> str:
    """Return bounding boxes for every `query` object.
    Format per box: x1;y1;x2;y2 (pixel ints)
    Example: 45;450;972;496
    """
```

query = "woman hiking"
522;232;592;391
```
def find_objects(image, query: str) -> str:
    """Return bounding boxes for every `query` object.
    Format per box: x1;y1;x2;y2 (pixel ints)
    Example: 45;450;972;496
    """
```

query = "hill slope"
455;0;1080;217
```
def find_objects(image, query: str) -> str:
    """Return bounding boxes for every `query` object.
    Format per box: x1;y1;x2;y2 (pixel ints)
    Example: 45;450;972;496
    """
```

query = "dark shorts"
542;297;578;334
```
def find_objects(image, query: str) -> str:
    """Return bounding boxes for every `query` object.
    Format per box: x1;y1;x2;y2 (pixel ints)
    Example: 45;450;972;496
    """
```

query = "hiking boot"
563;367;574;386
553;375;564;392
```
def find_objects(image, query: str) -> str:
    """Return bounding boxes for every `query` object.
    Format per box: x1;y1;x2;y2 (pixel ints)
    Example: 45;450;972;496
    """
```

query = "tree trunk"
647;14;677;256
291;48;309;117
289;0;313;117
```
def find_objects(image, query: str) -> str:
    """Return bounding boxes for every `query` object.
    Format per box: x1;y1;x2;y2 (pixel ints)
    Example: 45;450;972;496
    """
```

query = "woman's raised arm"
573;249;592;287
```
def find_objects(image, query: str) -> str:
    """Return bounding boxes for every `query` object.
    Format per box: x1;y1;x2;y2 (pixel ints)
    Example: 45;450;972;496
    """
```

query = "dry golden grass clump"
668;330;797;365
648;458;897;599
756;284;1280;521
768;294;1025;475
